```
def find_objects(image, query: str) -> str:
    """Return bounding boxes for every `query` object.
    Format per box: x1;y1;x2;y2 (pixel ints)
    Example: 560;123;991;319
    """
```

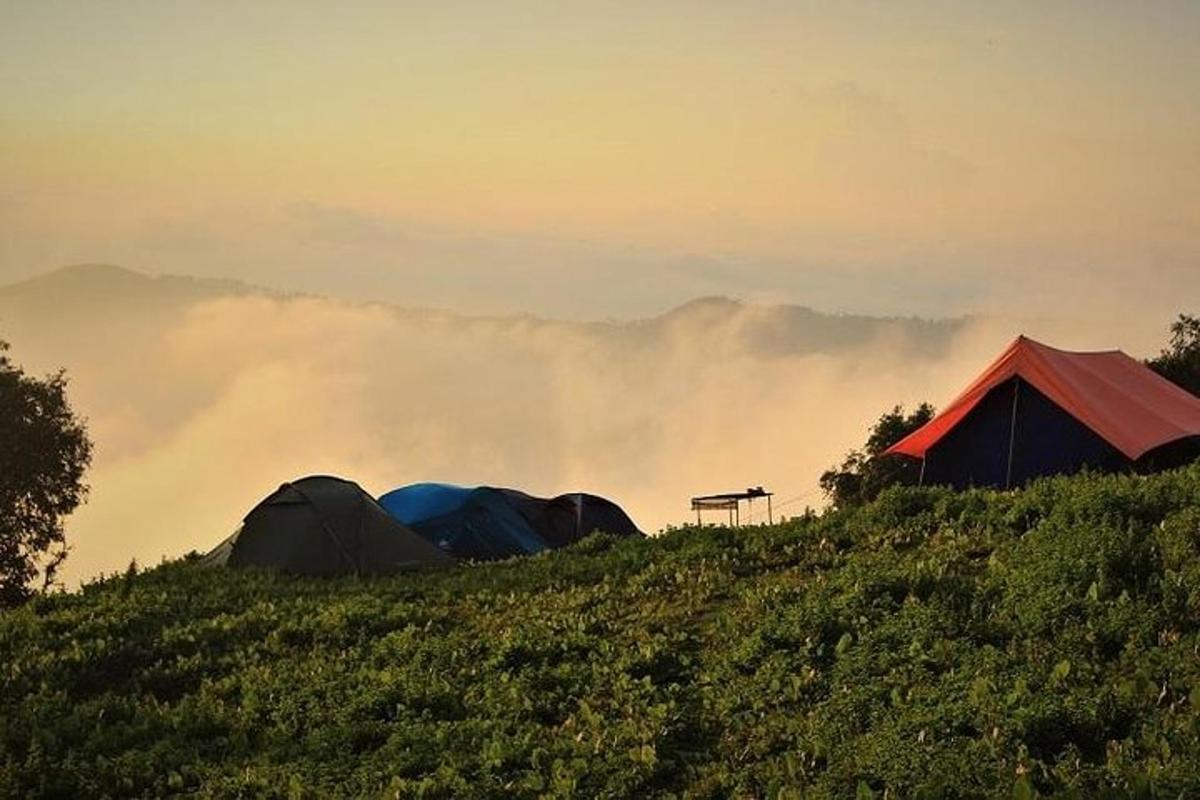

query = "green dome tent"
204;475;452;575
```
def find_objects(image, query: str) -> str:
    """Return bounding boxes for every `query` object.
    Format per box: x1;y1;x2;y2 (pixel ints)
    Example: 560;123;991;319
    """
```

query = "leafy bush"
1146;313;1200;396
820;403;935;509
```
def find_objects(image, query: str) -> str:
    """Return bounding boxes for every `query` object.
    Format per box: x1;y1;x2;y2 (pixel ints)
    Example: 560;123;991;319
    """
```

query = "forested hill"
4;465;1200;798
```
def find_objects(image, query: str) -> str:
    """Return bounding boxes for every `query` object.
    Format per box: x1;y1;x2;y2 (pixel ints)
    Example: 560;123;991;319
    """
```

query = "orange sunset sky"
3;1;1198;318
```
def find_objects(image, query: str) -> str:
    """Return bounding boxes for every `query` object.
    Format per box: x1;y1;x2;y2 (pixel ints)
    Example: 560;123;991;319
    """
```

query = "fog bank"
0;267;1175;585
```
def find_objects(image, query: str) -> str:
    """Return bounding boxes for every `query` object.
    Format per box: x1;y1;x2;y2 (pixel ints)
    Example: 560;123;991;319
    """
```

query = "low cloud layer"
0;267;1176;586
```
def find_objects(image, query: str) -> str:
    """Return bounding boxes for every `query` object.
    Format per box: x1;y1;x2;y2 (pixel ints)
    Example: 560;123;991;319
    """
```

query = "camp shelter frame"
690;487;773;526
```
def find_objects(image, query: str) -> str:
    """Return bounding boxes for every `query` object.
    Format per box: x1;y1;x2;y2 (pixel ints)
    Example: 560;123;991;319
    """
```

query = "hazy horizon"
0;262;1184;586
4;3;1198;321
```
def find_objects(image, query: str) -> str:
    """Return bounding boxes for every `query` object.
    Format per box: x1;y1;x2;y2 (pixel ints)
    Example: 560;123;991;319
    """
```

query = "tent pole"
768;495;773;525
1005;379;1021;490
918;456;927;487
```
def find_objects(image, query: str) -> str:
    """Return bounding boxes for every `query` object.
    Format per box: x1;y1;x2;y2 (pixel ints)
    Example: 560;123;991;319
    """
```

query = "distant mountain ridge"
0;264;967;359
0;263;273;306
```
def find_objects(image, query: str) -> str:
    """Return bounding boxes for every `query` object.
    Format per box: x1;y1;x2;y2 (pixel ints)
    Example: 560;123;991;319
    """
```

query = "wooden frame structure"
690;486;774;526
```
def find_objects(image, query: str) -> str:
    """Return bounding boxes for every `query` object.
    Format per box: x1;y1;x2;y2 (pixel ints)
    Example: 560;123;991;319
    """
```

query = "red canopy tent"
887;336;1200;489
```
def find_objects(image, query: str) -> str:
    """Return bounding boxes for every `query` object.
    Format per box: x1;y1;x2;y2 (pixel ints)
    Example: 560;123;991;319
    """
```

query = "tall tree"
0;340;92;605
820;403;935;509
1147;314;1200;397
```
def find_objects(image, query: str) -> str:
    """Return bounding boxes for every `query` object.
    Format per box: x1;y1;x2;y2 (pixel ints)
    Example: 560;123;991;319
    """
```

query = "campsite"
5;3;1200;798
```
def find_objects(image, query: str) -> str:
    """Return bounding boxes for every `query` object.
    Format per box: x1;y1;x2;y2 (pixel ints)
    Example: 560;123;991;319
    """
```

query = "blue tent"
377;484;547;561
378;483;643;562
377;482;473;525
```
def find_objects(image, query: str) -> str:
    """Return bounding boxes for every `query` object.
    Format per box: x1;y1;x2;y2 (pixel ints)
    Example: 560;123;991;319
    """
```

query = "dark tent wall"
495;489;642;548
493;488;552;538
920;377;1129;490
1137;435;1200;474
407;488;547;562
207;476;452;575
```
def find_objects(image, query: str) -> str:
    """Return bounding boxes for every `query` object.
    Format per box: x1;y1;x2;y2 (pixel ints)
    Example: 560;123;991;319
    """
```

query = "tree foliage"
0;339;92;606
820;403;935;508
1147;313;1200;397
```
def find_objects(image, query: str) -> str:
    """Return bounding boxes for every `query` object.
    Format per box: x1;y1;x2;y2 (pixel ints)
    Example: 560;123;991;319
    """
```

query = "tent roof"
377;482;473;525
887;336;1200;460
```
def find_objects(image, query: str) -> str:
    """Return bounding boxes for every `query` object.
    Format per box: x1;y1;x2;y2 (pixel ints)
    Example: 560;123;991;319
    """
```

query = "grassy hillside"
4;468;1200;798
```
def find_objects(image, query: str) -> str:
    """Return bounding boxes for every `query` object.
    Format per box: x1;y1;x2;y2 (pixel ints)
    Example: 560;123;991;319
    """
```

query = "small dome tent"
887;336;1200;489
205;476;452;574
541;492;642;545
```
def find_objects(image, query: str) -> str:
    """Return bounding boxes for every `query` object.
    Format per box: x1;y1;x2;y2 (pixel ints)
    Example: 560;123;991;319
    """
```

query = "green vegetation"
0;338;92;606
1147;314;1200;397
820;403;935;509
5;466;1200;798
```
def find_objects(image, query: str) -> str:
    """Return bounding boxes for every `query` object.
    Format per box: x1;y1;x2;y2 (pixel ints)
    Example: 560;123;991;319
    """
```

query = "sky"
2;1;1198;318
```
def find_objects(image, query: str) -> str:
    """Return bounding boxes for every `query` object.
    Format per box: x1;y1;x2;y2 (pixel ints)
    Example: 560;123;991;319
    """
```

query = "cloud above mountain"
1;265;1173;587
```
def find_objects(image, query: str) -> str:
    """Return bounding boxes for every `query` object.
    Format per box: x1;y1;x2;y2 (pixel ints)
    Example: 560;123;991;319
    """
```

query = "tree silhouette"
1147;314;1200;397
820;403;935;509
0;339;92;605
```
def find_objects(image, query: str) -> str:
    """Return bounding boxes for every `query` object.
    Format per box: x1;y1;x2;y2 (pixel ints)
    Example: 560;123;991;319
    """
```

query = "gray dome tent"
205;475;452;575
541;492;642;545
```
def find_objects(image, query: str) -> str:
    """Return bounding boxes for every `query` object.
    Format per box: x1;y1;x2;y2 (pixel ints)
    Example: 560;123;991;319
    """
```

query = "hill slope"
5;466;1200;798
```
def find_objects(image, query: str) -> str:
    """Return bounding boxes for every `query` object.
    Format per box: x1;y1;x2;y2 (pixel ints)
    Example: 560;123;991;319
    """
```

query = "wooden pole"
767;495;773;525
1005;379;1021;490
